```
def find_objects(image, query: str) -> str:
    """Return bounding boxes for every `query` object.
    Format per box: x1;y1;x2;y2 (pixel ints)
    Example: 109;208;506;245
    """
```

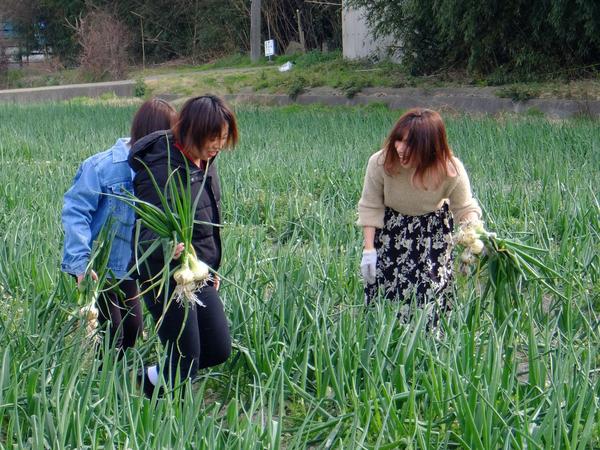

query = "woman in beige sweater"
358;108;481;323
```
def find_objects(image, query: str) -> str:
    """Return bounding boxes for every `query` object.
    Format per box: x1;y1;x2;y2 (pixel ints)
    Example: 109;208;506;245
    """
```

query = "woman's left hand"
360;249;377;284
213;274;220;291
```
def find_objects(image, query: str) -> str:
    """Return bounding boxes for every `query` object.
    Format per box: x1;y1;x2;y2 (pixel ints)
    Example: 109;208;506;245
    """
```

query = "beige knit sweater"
357;150;482;228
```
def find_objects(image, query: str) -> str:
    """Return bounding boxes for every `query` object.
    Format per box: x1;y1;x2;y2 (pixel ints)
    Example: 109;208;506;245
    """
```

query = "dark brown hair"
172;95;238;152
130;98;177;146
383;108;456;190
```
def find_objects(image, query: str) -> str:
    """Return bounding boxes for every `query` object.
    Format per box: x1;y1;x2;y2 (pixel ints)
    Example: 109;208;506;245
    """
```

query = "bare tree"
70;10;132;80
231;0;251;51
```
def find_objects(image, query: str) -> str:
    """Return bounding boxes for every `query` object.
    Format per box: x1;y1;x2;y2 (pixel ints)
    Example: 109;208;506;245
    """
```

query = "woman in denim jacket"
61;98;177;356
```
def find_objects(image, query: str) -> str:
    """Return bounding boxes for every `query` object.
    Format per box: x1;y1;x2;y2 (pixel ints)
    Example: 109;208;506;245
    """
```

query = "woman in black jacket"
129;95;238;395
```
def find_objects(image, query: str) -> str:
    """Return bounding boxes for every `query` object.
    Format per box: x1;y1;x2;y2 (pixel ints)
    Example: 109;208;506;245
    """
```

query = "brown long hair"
172;95;238;152
130;98;177;146
383;108;456;190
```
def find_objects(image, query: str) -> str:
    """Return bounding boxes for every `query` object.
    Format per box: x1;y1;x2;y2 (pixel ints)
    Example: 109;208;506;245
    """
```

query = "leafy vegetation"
0;0;341;66
3;48;600;103
140;51;600;101
347;0;600;78
133;78;148;98
495;85;542;102
0;102;598;448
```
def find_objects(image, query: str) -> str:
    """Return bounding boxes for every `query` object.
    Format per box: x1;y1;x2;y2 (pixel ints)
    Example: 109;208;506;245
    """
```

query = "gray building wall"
342;2;399;61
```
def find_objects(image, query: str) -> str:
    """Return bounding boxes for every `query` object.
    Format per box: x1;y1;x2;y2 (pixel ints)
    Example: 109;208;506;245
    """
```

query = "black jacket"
128;130;222;278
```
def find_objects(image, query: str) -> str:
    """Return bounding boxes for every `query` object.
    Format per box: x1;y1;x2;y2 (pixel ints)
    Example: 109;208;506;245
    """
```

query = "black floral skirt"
364;203;455;323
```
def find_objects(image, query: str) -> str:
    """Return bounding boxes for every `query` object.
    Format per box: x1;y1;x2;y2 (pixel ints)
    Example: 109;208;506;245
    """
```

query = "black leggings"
96;279;143;355
143;284;231;384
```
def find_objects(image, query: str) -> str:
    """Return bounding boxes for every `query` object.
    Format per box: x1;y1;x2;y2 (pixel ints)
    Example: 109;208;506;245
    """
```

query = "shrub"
346;0;600;79
134;78;148;98
338;78;369;99
287;76;307;100
495;85;540;102
75;10;132;81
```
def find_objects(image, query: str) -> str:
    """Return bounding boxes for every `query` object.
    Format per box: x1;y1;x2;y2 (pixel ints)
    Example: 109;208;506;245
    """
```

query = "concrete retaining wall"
1;79;598;119
225;87;600;119
0;80;135;103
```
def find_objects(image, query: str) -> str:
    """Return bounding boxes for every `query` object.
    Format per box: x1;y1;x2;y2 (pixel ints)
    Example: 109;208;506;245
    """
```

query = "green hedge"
347;0;600;79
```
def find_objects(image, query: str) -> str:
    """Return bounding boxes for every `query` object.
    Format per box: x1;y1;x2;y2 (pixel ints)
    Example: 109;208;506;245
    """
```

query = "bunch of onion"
454;219;564;302
78;302;99;337
454;220;491;269
170;244;210;306
75;224;119;338
116;156;213;307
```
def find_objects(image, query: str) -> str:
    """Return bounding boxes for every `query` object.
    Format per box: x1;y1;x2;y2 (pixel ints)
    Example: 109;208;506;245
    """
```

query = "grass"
0;101;599;448
0;64;103;90
6;51;600;103
136;51;600;101
140;51;418;98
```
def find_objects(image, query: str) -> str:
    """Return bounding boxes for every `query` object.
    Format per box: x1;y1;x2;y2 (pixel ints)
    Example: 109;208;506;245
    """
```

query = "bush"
134;78;148;98
337;79;367;99
346;0;600;79
287;76;307;100
75;10;132;81
495;85;540;102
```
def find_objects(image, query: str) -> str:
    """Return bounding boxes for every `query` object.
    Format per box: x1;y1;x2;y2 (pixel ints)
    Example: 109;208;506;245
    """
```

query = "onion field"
0;100;598;449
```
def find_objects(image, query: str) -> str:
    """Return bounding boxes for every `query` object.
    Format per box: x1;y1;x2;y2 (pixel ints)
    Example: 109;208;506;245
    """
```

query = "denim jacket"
61;138;135;279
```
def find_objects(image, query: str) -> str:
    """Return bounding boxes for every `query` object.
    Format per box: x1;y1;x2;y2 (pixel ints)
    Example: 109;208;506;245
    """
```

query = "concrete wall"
342;2;399;61
0;80;135;103
224;86;600;119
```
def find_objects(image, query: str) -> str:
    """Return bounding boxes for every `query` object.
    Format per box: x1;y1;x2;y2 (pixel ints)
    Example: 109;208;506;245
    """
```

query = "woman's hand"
361;226;377;284
172;242;185;260
360;249;377;284
77;270;98;287
213;274;220;291
459;212;481;227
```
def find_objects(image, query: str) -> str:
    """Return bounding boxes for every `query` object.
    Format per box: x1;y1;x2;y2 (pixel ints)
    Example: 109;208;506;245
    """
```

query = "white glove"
360;249;377;284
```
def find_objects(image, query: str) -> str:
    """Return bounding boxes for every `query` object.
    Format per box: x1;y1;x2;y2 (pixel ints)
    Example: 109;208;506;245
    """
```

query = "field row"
0;102;598;448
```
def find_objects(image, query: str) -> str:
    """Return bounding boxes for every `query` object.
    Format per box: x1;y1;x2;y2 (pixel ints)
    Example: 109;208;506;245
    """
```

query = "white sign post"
264;39;275;60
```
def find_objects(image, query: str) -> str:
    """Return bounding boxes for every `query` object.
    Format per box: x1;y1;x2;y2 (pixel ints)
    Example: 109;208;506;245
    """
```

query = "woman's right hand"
77;270;98;287
173;242;185;260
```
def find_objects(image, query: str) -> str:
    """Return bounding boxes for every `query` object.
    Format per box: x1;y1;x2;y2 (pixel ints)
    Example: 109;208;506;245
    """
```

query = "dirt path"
144;65;279;81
